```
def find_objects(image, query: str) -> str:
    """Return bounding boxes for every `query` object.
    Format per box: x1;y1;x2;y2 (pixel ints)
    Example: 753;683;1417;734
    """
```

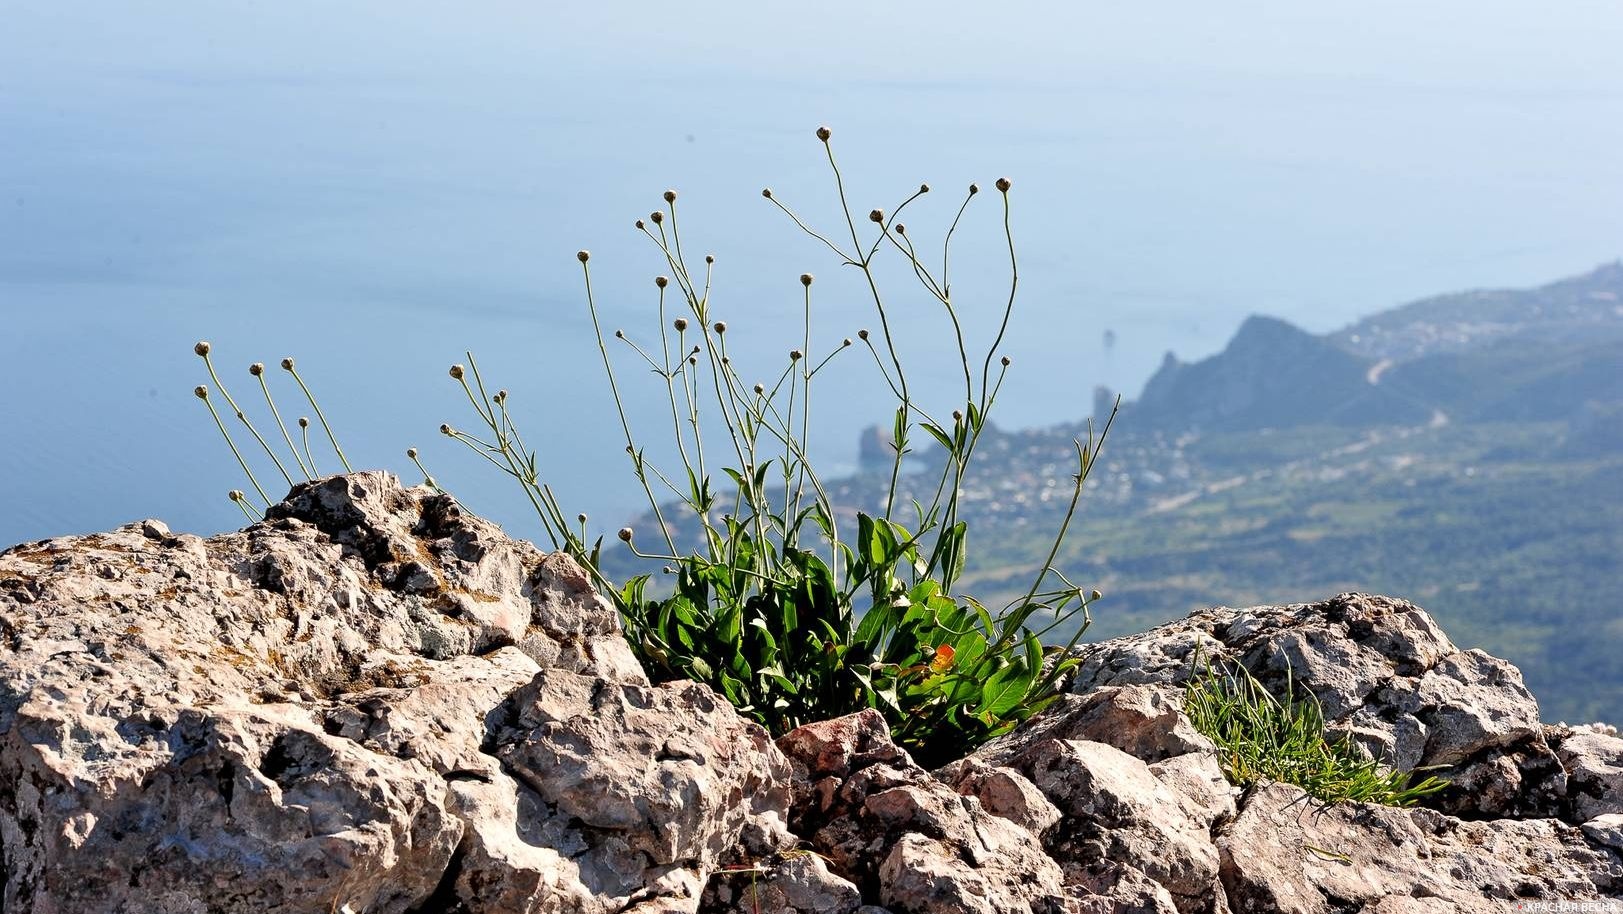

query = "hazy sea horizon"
4;2;1621;549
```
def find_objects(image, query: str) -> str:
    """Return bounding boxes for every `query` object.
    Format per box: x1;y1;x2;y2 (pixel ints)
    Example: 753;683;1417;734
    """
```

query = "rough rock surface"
776;709;1068;914
1067;593;1567;819
0;473;791;913
1219;783;1618;913
1554;727;1623;822
3;477;1621;912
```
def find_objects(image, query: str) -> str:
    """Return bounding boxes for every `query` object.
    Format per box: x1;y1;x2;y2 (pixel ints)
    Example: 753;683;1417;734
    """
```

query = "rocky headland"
0;472;1618;912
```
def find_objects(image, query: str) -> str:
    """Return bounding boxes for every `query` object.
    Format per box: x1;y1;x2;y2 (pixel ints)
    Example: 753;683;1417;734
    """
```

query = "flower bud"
689;355;698;365
800;273;813;286
249;362;264;376
868;209;884;223
650;211;664;224
790;349;803;361
194;341;212;357
194;385;208;399
952;410;963;423
692;345;701;354
919;183;930;194
281;357;295;371
449;364;464;380
895;223;906;235
655;275;669;289
440;423;453;435
578;512;588;523
858;329;870;341
969;183;980;195
635;219;645;230
406;447;419;459
495;389;507;401
842;338;852;347
816;125;831;142
576;250;590;263
1091;589;1103;601
753;383;765;395
617;527;634;542
721;356;730;365
713;321;727;334
705;254;714;264
298;417;310;428
761;188;773;198
1001;356;1011;367
996;177;1011;192
673;317;688;331
614;329;624;338
663;189;677;203
228;490;244;502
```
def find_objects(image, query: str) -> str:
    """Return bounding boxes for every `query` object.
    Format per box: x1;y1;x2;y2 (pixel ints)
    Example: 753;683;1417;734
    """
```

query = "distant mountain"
1385;338;1623;422
1125;263;1623;433
1329;261;1623;362
1131;315;1434;431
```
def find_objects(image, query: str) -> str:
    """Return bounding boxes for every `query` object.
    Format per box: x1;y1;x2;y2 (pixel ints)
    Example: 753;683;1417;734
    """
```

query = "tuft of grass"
1183;655;1448;806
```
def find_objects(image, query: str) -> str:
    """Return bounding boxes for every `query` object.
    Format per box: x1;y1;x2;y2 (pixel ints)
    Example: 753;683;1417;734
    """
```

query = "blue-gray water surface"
3;2;1621;548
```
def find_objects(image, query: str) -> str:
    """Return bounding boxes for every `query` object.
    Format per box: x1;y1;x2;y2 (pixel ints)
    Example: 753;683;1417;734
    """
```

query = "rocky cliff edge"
0;472;1618;912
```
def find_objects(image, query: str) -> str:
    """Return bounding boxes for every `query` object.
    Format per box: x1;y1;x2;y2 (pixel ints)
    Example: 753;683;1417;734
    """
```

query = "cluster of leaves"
1184;654;1448;806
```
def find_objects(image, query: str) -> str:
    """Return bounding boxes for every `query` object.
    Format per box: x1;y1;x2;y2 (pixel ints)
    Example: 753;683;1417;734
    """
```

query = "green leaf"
979;659;1035;720
921;422;954;453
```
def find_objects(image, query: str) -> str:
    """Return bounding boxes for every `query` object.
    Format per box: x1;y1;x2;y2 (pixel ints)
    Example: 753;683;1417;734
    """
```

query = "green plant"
191;345;356;518
194;128;1114;768
441;127;1114;766
1183;653;1448;806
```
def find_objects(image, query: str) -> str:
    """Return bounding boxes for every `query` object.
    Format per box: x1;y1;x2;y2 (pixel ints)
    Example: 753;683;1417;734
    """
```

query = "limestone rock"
1067;593;1564;818
1555;728;1623;821
776;711;1068;914
994;737;1225;913
1583;814;1623;853
1218;783;1621;912
0;472;790;913
700;852;863;914
4;480;1621;912
938;757;1063;837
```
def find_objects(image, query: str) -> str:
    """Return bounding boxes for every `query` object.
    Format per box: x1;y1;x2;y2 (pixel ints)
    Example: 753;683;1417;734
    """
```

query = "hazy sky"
3;2;1621;544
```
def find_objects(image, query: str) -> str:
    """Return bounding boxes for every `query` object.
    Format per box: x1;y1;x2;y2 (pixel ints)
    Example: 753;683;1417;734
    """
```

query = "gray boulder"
1555;728;1623;822
0;472;791;913
1067;593;1565;818
1219;782;1620;912
776;709;1069;914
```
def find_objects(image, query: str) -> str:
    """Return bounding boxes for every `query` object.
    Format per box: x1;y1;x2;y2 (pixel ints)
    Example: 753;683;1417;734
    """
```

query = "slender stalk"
228;490;260;522
200;354;294;488
196;387;271;505
255;368;312;480
980;183;1018;408
580;255;678;555
284;359;352;473
299;419;318;476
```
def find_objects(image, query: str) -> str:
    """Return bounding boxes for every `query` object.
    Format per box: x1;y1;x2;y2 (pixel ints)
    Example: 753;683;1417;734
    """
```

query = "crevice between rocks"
407;831;471;914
